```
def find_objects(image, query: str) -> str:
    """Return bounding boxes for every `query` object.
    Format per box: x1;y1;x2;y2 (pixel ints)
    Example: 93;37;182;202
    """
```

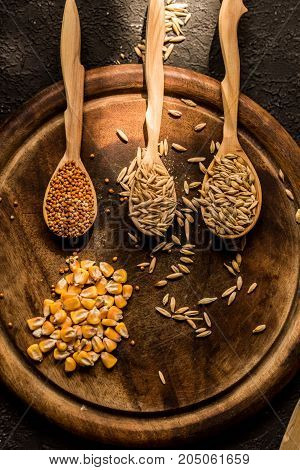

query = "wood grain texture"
0;65;299;446
280;400;300;450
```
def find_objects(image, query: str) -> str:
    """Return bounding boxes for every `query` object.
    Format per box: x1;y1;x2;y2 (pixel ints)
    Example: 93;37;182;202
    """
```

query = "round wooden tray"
0;65;299;446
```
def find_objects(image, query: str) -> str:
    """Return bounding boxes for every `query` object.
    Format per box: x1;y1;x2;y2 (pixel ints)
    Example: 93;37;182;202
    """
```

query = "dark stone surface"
0;0;299;450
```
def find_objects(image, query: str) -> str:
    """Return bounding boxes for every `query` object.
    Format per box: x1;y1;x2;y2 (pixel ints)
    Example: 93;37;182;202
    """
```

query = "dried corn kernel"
70;308;88;324
122;284;133;300
83;340;92;352
65;273;74;284
101;352;117;369
82;325;97;339
74;325;82;338
53;348;70;361
106;281;122;295
73;268;89;285
63;295;81;311
95;297;105;309
27;317;45;331
81;260;95;270
67;285;82;295
95;278;107;295
69;258;80;272
100;262;114;278
56;340;68;352
52;309;67;325
27;344;43;362
88;265;102;282
87;351;100;363
102;318;117;327
40;338;56;353
50;329;61;340
65;357;76;372
87;308;101;325
81;298;96;310
96;324;104;339
41;321;55;336
81;286;98;299
101;295;114;308
60;327;76;342
43;299;54;317
75;350;94;367
99;306;108;319
49;301;63;314
107;306;123;321
32;328;42;338
73;339;82;351
55;277;68;295
115;322;129;338
103;337;117;353
92;336;105;353
61;316;73;329
113;269;127;284
114;295;127;309
104;327;121;342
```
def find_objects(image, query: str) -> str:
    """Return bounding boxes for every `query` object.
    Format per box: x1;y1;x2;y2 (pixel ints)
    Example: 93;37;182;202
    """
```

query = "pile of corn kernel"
26;257;132;373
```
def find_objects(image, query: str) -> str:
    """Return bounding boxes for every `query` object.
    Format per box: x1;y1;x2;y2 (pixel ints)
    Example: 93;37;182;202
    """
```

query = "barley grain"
155;307;171;318
198;297;217;305
194;123;206;132
116;129;128;143
227;291;236;305
158;370;166;384
172;143;187;152
252;324;266;334
247;283;257;294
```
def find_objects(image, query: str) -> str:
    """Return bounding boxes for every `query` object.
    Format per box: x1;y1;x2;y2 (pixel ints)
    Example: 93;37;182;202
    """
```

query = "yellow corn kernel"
65;357;76;372
104;327;121;343
56;340;68;352
92;336;105;353
83;340;92;352
107;306;123;321
102;318;117;327
27;317;45;331
60;326;77;342
87;308;101;325
53;348;70;361
73;339;82;351
50;329;61;340
113;269;128;284
101;295;114;308
96;324;104;339
101;352;117;369
68;285;82;295
65;272;74;284
115;322;129;338
81;298;96;310
63;295;81;311
61;316;73;329
73;268;89;285
98;306;108;319
88;265;102;282
75;350;94;367
81;259;95;270
43;299;54;317
41;321;55;336
82;325;97;339
81;286;98;299
74;325;82;338
122;284;133;300
69;258;80;272
32;328;42;339
52;309;67;325
103;337;117;353
27;344;43;362
87;351;100;363
95;278;107;295
49;301;63;314
106;281;123;295
95;297;105;309
55;277;68;295
39;339;56;353
99;262;114;278
114;295;127;309
70;308;88;324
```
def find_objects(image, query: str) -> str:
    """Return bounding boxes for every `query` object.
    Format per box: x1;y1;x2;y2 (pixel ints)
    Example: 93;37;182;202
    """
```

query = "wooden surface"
0;65;299;446
280;400;300;450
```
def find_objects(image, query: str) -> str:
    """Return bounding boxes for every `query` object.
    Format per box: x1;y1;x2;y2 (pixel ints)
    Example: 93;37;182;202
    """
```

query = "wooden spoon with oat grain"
200;0;262;239
129;0;177;237
43;0;97;238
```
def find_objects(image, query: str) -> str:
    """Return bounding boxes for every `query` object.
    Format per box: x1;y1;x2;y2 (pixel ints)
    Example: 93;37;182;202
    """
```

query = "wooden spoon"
43;0;97;238
129;0;177;237
201;0;262;239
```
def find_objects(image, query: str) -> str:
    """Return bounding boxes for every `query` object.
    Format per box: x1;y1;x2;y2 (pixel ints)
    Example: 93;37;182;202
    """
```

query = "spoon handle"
219;0;247;147
144;0;165;165
61;0;85;162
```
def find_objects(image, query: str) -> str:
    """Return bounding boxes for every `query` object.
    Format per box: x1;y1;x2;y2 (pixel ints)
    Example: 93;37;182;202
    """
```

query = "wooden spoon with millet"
43;0;97;238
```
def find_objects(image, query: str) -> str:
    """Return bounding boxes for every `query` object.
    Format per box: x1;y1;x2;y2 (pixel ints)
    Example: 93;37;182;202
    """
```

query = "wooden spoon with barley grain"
201;0;262;239
129;0;177;237
43;0;97;237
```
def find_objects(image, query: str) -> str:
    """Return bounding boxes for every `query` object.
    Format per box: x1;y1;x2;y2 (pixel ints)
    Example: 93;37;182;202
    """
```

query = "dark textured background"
0;0;299;450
